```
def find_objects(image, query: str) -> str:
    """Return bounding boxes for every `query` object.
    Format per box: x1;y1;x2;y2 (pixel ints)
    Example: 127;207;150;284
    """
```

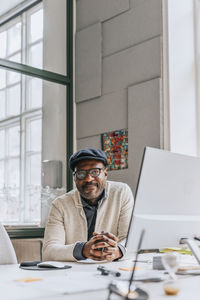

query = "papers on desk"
177;269;200;275
160;247;192;255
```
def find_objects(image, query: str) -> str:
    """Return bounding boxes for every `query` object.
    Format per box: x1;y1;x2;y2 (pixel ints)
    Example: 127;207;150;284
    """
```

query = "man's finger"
93;231;101;236
105;253;115;261
88;251;107;260
92;232;118;247
91;242;109;249
88;255;106;261
91;235;107;242
90;249;107;257
102;232;118;242
104;247;116;253
103;238;117;247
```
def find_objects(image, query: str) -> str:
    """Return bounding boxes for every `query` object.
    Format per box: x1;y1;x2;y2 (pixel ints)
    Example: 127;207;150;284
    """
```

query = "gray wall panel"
76;0;130;30
103;0;162;56
107;169;133;194
76;23;102;102
77;135;101;150
103;37;161;94
128;78;161;193
76;89;127;139
130;0;151;9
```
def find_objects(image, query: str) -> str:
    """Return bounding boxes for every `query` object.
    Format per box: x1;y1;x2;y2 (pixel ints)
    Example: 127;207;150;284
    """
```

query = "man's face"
74;159;107;203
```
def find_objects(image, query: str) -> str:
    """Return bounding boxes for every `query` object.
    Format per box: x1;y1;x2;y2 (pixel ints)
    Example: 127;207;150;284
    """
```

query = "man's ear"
72;173;76;183
104;168;108;177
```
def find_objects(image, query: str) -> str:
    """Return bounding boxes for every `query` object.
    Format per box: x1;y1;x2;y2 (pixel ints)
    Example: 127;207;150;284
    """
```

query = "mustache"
82;182;98;188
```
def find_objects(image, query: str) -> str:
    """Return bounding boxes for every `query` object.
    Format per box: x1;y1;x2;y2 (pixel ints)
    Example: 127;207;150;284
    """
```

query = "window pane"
7;64;21;85
27;77;42;109
29;119;42;152
0;161;4;188
7;158;20;187
25;183;40;224
7;22;21;55
25;154;41;224
0;31;7;58
0;69;6;89
0;90;6;119
30;154;41;185
29;186;41;223
0;130;5;158
6;195;20;223
8;52;22;69
8;125;20;156
28;42;43;68
7;84;21;116
3;184;20;223
30;9;43;43
8;52;21;63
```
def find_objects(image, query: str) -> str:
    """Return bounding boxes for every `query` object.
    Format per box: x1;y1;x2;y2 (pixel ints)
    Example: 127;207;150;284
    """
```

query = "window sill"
5;226;45;239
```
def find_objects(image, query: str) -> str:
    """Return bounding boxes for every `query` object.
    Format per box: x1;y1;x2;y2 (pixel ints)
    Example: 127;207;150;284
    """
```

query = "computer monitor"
126;147;200;252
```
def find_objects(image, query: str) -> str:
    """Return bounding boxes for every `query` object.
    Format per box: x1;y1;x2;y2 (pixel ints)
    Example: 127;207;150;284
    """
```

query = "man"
42;148;134;262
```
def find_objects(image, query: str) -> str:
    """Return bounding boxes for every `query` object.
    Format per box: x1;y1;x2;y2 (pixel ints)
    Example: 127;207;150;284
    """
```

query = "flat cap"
69;148;107;171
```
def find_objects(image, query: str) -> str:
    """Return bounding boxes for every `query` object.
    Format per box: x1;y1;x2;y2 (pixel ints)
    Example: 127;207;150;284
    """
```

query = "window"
0;0;73;228
0;4;43;224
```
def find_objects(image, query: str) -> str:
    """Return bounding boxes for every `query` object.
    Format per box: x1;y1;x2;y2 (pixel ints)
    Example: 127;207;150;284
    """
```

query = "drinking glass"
162;253;180;295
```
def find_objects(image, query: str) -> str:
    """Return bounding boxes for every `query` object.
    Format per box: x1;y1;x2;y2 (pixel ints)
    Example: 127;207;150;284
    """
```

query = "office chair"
0;223;17;264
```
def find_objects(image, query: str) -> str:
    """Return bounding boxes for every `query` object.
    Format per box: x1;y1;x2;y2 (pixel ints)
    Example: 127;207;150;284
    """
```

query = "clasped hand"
82;231;122;261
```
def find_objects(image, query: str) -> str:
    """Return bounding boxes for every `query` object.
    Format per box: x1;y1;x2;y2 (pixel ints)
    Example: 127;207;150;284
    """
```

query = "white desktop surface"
1;254;200;300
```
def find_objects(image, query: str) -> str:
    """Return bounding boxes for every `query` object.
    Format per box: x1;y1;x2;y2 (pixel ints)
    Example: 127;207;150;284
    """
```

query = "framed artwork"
101;128;128;171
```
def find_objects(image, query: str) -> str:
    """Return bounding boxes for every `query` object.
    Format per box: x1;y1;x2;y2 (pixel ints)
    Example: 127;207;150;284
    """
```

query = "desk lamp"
107;229;149;300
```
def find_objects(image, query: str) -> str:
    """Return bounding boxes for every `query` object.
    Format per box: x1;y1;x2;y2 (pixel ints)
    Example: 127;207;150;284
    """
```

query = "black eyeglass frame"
73;167;106;180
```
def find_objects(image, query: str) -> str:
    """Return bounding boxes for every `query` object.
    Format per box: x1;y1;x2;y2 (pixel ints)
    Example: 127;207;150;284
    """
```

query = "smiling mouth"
84;185;97;190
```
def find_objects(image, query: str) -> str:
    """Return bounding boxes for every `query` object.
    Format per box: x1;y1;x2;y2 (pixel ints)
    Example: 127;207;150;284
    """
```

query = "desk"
1;254;200;300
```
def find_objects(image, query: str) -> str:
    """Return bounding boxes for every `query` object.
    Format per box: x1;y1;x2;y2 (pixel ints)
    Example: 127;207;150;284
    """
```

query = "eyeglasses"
73;168;105;180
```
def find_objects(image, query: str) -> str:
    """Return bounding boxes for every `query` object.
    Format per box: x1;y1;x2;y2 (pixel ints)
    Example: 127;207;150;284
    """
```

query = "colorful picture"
101;129;128;171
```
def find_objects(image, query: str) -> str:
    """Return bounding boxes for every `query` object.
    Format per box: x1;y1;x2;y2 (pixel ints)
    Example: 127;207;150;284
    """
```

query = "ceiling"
0;0;25;16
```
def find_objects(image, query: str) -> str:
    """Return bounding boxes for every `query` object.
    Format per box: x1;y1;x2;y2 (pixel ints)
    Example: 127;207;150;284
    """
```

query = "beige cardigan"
42;180;134;261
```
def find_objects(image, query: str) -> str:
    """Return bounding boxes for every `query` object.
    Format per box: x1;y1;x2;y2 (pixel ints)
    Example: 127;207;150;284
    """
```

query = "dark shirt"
73;190;125;260
81;198;98;240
